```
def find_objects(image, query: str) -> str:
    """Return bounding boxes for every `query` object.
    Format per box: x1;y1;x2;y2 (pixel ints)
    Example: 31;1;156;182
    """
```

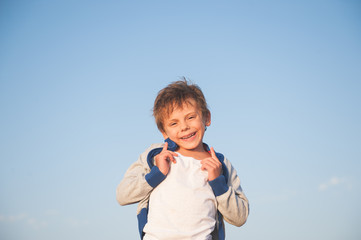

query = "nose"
180;121;189;131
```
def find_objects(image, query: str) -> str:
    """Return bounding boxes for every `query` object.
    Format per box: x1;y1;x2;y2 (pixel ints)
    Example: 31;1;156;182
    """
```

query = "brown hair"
153;78;210;132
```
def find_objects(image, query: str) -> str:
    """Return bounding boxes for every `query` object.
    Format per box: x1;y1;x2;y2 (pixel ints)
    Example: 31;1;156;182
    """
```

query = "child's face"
161;98;210;155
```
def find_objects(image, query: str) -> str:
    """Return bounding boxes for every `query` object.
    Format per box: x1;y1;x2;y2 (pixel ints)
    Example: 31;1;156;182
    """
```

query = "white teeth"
181;133;195;139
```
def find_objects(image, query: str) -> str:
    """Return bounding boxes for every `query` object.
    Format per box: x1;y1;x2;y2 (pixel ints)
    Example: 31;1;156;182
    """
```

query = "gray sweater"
116;140;249;239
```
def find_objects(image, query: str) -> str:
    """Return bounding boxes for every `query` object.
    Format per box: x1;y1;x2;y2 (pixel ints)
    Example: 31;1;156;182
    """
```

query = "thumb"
162;141;168;152
210;147;217;158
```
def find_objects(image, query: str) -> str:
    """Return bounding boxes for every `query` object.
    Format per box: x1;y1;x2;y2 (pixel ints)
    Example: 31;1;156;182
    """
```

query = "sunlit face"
161;99;210;156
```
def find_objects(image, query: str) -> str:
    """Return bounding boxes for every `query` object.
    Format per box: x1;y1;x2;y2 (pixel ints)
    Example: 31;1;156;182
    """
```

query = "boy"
116;79;249;240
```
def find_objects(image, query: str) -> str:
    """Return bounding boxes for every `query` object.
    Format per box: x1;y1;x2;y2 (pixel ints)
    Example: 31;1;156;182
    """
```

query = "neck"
176;144;210;160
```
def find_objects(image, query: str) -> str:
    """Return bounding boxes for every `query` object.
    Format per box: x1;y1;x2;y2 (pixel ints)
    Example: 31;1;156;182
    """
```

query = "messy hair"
153;78;210;133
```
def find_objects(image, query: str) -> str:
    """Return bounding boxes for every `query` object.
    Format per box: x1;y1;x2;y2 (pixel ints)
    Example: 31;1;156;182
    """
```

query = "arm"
116;144;166;206
208;158;249;227
116;143;178;206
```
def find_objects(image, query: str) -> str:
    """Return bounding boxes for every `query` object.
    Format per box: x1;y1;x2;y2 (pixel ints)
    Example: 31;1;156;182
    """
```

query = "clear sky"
1;0;360;239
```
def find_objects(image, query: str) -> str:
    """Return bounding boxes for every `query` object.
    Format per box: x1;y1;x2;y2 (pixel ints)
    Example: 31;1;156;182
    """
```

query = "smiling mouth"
180;132;196;140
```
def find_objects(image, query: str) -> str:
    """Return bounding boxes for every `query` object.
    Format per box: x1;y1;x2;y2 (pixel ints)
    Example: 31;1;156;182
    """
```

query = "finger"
200;158;208;165
201;164;208;171
201;157;219;166
162;142;168;152
210;147;217;159
165;151;178;163
170;151;178;157
165;152;177;163
201;160;217;169
201;162;217;173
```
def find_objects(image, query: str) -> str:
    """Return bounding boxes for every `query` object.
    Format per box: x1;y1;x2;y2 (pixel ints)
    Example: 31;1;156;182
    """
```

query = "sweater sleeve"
116;144;165;206
208;157;249;227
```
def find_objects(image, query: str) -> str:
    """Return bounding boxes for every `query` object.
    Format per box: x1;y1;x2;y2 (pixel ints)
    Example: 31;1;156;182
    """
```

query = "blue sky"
1;0;360;239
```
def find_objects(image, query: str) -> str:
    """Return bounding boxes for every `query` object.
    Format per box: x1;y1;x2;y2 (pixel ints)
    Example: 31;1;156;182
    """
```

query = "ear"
205;111;211;127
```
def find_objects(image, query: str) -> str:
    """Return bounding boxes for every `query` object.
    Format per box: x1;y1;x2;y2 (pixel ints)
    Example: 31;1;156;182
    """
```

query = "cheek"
165;129;176;137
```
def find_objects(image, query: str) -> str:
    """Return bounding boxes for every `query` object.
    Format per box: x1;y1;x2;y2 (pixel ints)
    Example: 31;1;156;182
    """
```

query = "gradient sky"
1;1;360;240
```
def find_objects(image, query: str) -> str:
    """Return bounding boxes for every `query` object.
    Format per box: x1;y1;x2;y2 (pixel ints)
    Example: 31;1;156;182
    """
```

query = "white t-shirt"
143;153;217;240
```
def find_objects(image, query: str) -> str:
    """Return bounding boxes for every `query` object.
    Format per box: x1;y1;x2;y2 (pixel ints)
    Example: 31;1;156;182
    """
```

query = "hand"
201;147;222;181
154;142;178;175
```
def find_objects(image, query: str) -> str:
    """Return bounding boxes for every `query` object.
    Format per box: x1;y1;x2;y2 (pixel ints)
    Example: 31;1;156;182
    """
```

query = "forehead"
164;98;199;119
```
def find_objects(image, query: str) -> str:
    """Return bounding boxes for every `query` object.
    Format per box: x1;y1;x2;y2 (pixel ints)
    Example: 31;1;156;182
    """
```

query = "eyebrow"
167;111;197;122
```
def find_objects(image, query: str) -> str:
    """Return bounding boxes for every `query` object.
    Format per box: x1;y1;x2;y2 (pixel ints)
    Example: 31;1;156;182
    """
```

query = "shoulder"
149;142;164;150
213;149;235;182
140;143;164;155
212;147;231;167
134;143;164;162
137;143;165;167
